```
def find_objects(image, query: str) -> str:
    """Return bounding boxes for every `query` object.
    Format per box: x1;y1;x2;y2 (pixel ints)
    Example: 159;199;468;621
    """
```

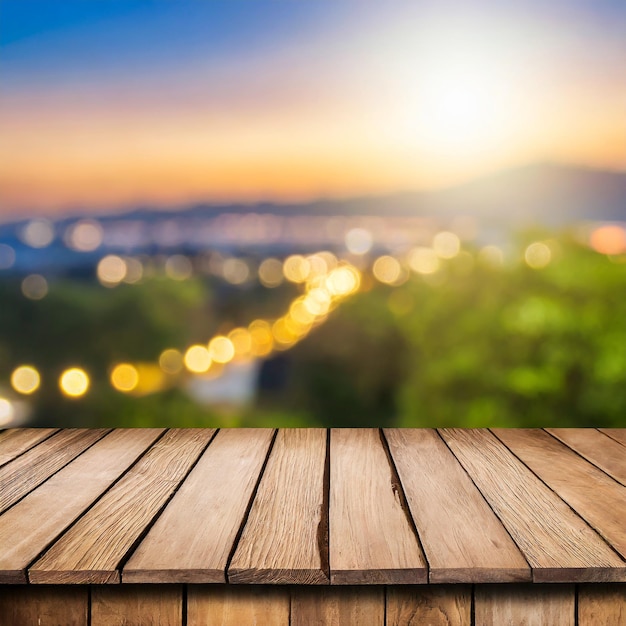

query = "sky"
1;0;625;216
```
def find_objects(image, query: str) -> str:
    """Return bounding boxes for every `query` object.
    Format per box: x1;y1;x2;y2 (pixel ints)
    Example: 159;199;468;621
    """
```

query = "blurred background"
1;1;625;428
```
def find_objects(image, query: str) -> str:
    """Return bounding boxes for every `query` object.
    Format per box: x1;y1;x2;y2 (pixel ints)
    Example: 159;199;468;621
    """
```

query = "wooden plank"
547;428;626;487
475;584;574;626
440;429;626;582
291;587;384;626
229;428;328;584
494;429;626;560
0;585;88;626
0;428;163;583
0;428;109;514
386;585;471;626
29;428;215;583
600;429;626;448
578;584;626;626
91;585;182;626
0;428;58;466
384;429;530;583
329;428;427;584
124;428;274;583
187;585;290;626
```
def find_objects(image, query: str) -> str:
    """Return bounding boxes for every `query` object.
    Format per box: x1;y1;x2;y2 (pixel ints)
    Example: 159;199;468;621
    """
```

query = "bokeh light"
433;231;461;259
165;255;193;280
0;244;16;270
66;220;103;252
283;255;310;283
326;265;361;295
59;368;90;398
249;320;274;356
590;225;626;255
159;348;184;374
21;219;54;248
478;245;504;268
525;242;552;269
21;274;49;300
345;228;373;255
258;258;284;288
373;255;402;284
208;336;235;364
123;257;144;284
184;345;212;373
97;255;127;286
407;247;440;275
0;398;14;426
11;365;41;395
222;258;249;284
228;328;253;357
110;363;139;392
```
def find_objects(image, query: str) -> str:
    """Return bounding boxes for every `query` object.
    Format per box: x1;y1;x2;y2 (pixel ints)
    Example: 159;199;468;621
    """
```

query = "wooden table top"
0;427;625;586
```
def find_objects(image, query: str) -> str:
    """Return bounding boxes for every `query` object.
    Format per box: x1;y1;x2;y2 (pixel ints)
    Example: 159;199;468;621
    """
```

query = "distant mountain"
109;162;626;225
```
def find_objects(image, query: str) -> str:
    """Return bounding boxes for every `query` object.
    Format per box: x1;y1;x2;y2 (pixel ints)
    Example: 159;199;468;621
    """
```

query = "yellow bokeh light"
59;368;90;398
249;320;274;356
208;336;235;364
478;245;504;268
258;258;284;288
159;348;184;374
303;287;332;316
525;242;552;269
408;247;440;275
223;258;250;285
373;256;402;284
228;327;253;356
110;363;139;392
66;220;103;252
283;255;310;283
290;297;316;325
97;255;127;286
184;345;212;373
305;254;329;278
11;365;41;395
345;228;373;255
433;231;461;259
326;265;360;295
0;397;14;426
272;318;297;346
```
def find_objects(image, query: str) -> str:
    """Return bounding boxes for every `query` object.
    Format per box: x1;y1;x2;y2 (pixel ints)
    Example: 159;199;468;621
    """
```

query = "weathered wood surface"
228;428;328;584
384;429;529;583
441;429;626;582
0;428;163;583
124;428;274;583
493;428;626;560
386;585;471;626
0;428;109;514
188;585;290;626
0;585;88;626
30;429;214;583
291;587;385;626
0;428;624;586
474;584;575;626
91;585;182;626
0;428;58;466
578;585;626;626
329;428;427;583
546;428;626;487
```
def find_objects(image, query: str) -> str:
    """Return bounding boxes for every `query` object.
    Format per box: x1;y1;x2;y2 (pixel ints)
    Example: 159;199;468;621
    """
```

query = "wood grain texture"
0;428;163;583
600;429;626;448
229;428;328;584
546;428;626;487
0;428;109;514
386;585;471;626
124;428;274;583
291;587;384;626
385;429;529;583
187;585;289;626
493;428;626;560
29;429;214;584
0;428;58;466
329;428;427;584
578;584;626;626
440;429;626;582
0;585;88;626
474;584;575;626
91;585;182;626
